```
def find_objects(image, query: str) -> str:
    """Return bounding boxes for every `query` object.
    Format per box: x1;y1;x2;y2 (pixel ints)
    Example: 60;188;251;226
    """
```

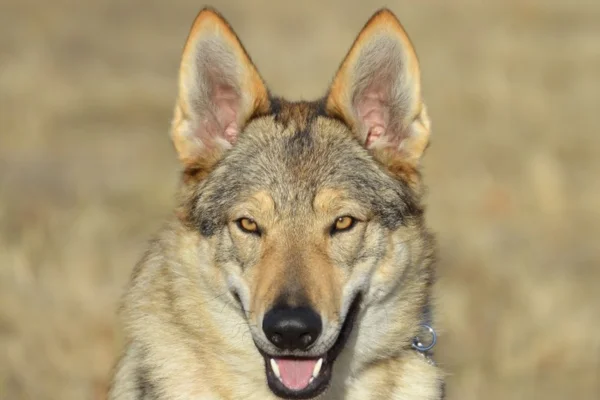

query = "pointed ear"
326;9;430;170
171;8;270;169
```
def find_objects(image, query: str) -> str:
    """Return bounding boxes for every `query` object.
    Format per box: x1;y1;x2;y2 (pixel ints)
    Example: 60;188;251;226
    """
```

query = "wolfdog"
109;7;444;400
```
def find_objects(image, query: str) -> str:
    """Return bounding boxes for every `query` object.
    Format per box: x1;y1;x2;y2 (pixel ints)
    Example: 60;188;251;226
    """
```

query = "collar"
411;304;437;365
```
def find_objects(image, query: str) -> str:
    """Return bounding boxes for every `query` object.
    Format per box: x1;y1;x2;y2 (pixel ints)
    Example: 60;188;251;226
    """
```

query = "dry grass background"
1;0;599;399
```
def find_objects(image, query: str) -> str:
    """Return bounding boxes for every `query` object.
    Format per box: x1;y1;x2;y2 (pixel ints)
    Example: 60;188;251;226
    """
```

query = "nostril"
270;333;283;346
300;333;314;347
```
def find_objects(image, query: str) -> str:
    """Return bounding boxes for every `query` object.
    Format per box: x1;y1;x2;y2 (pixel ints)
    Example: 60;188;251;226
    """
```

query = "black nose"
262;306;322;351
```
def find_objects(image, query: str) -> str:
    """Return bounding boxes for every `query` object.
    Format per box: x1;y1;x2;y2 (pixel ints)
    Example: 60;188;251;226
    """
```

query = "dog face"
171;8;433;399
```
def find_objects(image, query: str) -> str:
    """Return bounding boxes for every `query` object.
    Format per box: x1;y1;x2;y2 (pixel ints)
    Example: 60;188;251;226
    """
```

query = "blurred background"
1;0;599;399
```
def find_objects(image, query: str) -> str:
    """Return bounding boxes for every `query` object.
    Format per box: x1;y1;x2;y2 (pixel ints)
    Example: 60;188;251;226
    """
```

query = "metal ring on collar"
412;324;437;352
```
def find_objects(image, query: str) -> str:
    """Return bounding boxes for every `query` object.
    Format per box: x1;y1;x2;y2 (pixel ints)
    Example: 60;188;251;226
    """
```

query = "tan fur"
109;7;443;400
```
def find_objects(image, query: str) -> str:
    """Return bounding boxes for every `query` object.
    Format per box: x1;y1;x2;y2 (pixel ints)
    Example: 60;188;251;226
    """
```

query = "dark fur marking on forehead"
286;126;314;154
271;98;328;129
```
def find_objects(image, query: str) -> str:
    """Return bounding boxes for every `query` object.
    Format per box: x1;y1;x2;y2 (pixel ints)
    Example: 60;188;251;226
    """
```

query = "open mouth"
260;296;361;399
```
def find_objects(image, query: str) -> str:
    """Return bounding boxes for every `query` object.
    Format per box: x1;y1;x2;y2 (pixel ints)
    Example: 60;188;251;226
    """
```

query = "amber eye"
236;218;260;235
332;216;356;234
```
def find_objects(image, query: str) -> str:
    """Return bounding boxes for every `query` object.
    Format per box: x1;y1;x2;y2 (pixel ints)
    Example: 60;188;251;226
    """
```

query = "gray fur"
192;111;422;237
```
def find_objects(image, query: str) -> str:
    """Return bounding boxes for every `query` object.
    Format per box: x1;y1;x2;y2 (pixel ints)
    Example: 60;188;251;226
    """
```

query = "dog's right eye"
236;218;261;235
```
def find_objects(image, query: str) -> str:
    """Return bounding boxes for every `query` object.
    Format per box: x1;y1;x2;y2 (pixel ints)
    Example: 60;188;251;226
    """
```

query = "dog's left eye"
331;216;356;234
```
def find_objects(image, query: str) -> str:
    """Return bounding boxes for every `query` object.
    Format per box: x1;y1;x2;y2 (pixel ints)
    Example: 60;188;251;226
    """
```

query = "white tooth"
270;359;281;380
312;358;323;378
309;377;314;384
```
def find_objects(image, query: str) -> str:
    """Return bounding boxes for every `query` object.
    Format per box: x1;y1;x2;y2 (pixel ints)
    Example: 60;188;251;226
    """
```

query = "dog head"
171;8;434;399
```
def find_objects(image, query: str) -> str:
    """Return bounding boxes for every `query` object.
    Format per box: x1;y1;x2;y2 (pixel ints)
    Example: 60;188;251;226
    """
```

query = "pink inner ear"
223;121;238;143
213;83;240;144
355;90;389;148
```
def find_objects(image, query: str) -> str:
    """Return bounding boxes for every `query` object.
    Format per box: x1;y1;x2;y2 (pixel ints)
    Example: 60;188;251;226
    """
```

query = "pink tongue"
275;358;318;391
